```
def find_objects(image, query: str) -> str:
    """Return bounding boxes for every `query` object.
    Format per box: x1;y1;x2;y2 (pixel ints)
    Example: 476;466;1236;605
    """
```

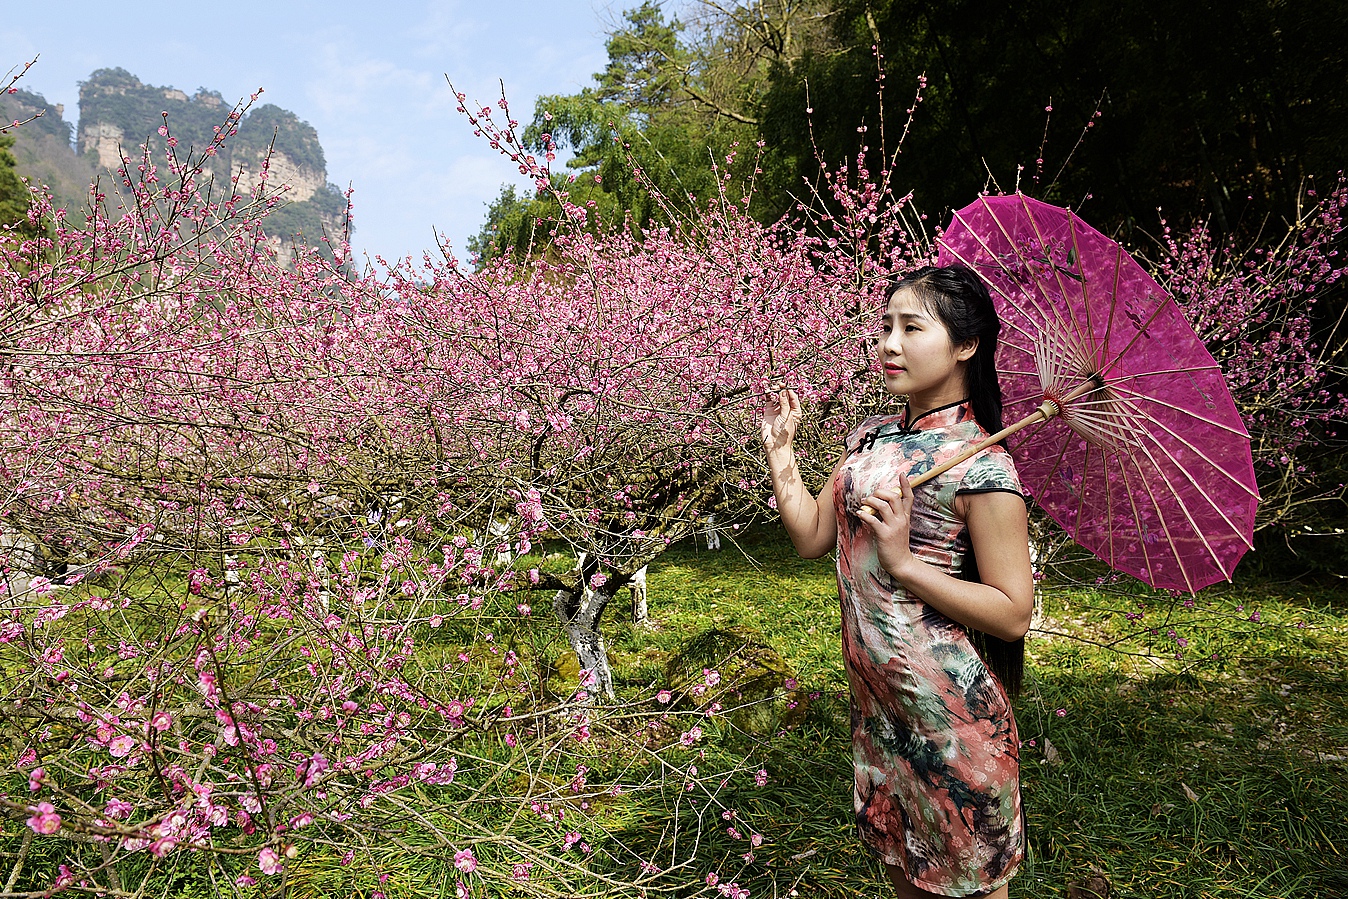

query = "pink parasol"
914;193;1258;592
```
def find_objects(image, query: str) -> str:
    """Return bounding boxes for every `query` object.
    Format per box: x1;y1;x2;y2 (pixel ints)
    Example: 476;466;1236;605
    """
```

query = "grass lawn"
4;526;1342;899
607;526;1348;899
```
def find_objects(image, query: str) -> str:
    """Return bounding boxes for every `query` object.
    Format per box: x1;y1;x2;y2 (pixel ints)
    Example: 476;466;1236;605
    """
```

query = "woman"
761;264;1034;898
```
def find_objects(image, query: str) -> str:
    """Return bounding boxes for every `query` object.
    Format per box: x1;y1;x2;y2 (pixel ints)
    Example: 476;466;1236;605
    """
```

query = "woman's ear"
954;335;979;362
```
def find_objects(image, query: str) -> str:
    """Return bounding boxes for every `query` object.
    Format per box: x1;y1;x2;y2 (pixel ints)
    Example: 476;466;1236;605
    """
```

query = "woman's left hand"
857;473;918;581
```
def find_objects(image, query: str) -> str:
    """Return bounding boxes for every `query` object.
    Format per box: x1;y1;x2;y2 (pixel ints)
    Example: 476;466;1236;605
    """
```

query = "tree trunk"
630;587;648;627
553;586;616;700
0;527;38;609
630;565;649;627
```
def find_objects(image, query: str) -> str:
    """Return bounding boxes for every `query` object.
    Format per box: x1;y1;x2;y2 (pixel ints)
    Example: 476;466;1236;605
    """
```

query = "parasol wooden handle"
907;378;1099;488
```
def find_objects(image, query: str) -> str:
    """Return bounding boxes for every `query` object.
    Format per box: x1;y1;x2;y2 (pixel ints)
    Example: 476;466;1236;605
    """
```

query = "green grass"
4;529;1343;898
616;527;1348;899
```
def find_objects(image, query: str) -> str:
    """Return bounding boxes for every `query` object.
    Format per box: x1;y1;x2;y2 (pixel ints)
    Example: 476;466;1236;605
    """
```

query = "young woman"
761;264;1034;898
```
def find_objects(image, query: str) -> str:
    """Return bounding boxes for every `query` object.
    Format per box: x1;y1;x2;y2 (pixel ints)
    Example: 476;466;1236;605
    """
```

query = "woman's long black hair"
887;264;1025;696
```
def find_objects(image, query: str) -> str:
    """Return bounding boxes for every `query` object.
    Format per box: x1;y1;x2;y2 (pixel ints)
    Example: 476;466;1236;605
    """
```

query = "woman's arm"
859;477;1034;641
762;387;840;559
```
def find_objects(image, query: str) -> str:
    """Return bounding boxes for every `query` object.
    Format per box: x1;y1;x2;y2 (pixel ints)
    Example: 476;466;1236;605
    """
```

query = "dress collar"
902;398;973;431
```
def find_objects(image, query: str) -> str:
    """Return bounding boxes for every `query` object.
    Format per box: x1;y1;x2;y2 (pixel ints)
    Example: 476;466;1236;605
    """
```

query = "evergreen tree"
0;134;32;234
758;0;1348;233
470;1;829;262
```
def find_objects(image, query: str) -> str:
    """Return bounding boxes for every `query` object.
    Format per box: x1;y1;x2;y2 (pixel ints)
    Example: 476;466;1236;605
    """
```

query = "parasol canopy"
927;193;1259;593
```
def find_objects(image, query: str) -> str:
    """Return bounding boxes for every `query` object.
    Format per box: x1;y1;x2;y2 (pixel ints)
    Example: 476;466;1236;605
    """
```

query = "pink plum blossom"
27;803;61;834
258;847;283;875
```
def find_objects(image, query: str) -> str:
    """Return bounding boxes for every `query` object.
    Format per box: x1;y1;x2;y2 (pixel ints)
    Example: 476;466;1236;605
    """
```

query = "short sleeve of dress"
956;448;1025;499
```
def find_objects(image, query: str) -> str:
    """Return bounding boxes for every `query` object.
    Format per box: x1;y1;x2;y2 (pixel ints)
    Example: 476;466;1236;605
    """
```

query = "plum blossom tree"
416;88;939;697
0;80;913;896
1151;178;1348;532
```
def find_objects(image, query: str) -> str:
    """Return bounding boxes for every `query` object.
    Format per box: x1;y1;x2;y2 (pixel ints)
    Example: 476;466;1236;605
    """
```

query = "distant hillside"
0;69;347;259
0;89;94;214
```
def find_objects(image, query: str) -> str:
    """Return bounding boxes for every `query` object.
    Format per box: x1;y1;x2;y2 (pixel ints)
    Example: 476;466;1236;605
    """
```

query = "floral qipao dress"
834;399;1026;896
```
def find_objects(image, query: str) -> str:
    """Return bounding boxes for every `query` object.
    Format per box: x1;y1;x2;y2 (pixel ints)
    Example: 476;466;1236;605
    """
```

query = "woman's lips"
884;364;905;374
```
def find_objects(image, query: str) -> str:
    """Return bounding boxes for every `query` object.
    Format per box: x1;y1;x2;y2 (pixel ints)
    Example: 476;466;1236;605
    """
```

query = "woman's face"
878;288;976;404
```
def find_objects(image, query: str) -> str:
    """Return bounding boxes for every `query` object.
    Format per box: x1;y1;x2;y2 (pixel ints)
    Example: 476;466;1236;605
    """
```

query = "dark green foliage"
469;2;759;263
482;1;1345;243
664;625;795;734
759;0;1348;234
0;135;30;231
596;1;684;111
466;184;535;262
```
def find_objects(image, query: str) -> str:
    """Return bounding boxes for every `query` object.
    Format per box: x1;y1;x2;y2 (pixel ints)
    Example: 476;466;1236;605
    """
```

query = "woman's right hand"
761;385;802;453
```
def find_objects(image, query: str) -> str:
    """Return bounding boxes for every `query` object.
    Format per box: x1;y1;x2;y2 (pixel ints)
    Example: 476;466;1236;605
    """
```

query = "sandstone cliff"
1;69;347;261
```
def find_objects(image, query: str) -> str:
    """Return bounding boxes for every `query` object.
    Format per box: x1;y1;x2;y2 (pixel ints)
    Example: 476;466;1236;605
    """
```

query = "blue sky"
2;1;619;265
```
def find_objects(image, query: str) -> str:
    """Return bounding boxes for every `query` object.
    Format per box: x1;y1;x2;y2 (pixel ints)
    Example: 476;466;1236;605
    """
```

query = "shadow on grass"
1016;658;1348;899
608;528;1348;899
